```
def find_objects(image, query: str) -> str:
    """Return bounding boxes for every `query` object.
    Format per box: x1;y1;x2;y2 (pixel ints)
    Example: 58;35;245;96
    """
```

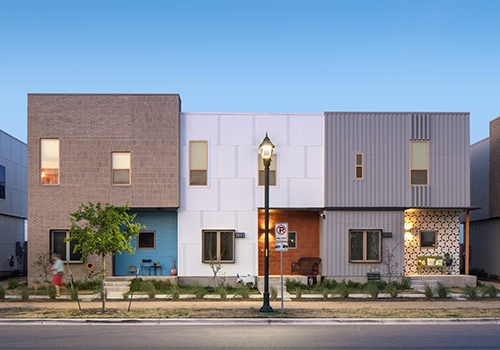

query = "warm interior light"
404;222;412;231
405;231;413;240
41;171;46;178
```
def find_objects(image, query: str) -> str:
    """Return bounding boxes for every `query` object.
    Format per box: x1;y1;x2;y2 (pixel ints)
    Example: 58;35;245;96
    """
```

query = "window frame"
50;230;83;263
348;229;382;263
111;152;131;186
410;140;428;185
40;139;60;186
202;229;235;263
420;230;437;249
258;153;277;186
137;231;156;250
288;231;297;249
189;140;208;186
0;165;5;200
355;153;363;179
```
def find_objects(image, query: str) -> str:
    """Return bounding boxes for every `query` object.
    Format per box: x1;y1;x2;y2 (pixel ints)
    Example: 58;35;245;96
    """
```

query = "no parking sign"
275;223;288;242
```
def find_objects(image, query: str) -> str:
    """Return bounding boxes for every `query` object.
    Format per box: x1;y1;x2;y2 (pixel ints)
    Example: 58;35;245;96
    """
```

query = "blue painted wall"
114;211;177;276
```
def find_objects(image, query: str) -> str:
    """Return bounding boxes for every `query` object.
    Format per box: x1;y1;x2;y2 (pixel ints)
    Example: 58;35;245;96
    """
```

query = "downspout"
465;210;470;275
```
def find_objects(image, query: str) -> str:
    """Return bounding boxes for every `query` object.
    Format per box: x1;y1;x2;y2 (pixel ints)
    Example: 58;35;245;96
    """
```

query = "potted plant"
444;253;453;267
170;255;177;276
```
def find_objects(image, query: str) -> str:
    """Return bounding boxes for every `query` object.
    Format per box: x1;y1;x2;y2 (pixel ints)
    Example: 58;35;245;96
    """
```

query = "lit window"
410;141;428;185
41;139;59;185
0;165;5;199
288;231;297;249
202;230;235;263
420;231;436;248
258;154;277;186
50;230;82;262
189;141;208;186
355;153;363;179
138;231;155;249
349;230;381;262
112;152;131;185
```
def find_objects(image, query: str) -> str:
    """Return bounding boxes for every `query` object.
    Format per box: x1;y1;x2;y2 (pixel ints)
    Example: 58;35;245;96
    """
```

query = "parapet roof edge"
324;111;470;115
181;112;323;116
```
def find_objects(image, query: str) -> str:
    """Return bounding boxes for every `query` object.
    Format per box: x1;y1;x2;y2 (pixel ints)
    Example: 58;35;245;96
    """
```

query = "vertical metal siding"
469;138;490;221
411;113;430;140
469;219;500;276
321;211;405;277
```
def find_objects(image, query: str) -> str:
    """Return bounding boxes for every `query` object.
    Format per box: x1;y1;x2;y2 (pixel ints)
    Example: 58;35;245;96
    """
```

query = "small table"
149;265;163;276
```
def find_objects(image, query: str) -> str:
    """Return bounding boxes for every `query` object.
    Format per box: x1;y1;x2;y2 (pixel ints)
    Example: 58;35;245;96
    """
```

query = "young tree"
68;202;145;311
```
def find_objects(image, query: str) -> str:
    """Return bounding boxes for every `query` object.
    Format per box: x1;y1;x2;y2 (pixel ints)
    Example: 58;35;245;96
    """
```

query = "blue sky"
0;0;499;144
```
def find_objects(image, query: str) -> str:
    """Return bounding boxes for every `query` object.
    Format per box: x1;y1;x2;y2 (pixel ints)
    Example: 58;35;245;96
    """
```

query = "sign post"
275;223;288;314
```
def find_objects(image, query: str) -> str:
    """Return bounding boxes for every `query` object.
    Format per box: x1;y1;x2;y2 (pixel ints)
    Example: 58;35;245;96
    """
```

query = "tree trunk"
101;255;106;312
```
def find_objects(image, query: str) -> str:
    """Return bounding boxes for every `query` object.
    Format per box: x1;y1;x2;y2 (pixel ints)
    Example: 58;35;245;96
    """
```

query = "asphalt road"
1;324;500;349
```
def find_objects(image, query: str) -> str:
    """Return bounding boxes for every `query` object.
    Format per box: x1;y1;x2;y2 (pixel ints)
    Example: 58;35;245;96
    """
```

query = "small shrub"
321;278;337;289
122;292;129;300
70;287;78;301
366;283;378;299
461;285;478;300
399;277;411;289
469;268;488;278
390;286;398;299
285;278;307;292
423;283;434;300
270;286;277;301
168;285;180;300
20;287;30;301
0;285;5;299
154;280;173;291
146;281;156;299
194;283;206;299
489;274;499;280
347;280;361;289
436;282;449;299
295;290;302;299
322;288;329;300
482;284;499;298
48;285;57;300
334;283;349;299
7;279;19;290
235;284;250;299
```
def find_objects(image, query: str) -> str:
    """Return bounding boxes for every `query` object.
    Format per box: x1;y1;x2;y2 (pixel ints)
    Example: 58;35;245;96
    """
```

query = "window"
420;231;436;248
288;231;297;249
355;153;363;179
410;141;428;185
202;230;235;263
41;139;59;185
258;154;277;186
0;165;5;199
50;230;82;262
138;231;155;249
112;152;131;185
349;229;381;262
189;141;208;186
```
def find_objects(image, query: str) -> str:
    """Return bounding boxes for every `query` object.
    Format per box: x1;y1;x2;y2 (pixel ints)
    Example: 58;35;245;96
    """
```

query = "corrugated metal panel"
321;211;404;277
469;138;490;221
411;186;430;207
469;219;500;276
325;112;470;208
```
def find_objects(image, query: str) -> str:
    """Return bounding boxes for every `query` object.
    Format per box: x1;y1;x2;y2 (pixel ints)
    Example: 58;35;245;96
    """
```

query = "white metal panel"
220;114;254;146
289;114;323;146
280;146;305;178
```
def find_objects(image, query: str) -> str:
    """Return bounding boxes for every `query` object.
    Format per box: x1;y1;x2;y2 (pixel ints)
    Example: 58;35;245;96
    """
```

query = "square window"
138;231;155;249
258;154;277;186
50;230;82;262
190;141;208;186
349;229;381;262
41;139;59;185
202;230;235;263
112;152;131;185
420;231;436;248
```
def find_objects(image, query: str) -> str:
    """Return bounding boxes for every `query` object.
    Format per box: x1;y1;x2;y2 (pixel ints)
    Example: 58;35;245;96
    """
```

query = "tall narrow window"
0;165;5;199
112;152;131;185
50;230;82;262
288;231;297;249
349;229;381;262
41;139;59;185
189;141;208;186
202;230;235;263
410;141;428;185
258;154;277;186
355;153;363;179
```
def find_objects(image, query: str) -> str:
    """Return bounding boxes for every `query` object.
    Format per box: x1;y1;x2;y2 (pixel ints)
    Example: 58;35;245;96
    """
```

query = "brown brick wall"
490;117;500;218
27;94;180;282
258;210;320;276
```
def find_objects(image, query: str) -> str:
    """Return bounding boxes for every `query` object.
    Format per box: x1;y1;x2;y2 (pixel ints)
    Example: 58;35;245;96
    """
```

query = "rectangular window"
41;139;59;185
258;154;277;186
0;165;5;199
420;231;436;248
189;141;208;186
288;231;297;249
410;141;428;185
202;230;235;263
355;153;363;179
349;229;381;262
138;231;155;249
112;152;131;185
50;230;82;262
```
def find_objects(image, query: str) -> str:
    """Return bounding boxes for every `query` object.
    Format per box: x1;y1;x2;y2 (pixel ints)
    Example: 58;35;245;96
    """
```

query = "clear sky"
0;0;499;144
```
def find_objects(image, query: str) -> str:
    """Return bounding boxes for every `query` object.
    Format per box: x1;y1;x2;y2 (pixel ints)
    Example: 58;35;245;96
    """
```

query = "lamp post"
259;133;274;313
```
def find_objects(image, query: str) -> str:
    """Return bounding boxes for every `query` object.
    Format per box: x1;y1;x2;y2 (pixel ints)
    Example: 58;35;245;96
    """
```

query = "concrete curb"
0;318;498;325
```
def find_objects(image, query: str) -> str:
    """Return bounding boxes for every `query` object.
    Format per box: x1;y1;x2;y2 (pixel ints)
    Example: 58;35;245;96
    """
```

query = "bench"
291;257;321;276
417;256;446;275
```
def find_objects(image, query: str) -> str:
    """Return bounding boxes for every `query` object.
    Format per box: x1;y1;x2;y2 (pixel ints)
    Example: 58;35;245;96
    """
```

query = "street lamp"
259;133;275;313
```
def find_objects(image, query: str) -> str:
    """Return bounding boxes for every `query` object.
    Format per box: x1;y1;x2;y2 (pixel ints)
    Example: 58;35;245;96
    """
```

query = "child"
51;254;65;297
